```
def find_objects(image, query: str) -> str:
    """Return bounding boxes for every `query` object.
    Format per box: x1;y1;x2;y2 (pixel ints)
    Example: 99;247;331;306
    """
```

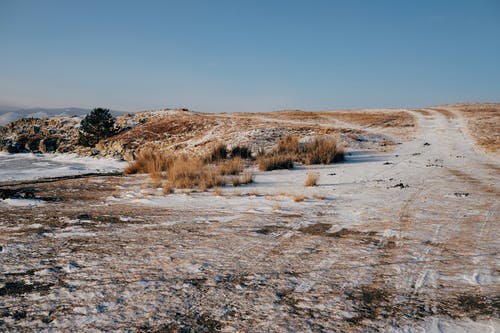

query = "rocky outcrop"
0;117;80;154
0;111;152;159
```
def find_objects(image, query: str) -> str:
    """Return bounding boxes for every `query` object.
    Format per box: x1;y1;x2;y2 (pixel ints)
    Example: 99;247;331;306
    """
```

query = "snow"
0;108;498;331
0;198;45;207
0;152;126;181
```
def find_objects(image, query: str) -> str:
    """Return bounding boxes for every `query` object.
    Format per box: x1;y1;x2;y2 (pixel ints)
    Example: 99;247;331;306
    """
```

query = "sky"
0;0;499;113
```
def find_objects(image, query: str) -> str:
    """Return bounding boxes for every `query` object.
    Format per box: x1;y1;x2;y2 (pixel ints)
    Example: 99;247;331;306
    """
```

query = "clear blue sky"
1;0;499;112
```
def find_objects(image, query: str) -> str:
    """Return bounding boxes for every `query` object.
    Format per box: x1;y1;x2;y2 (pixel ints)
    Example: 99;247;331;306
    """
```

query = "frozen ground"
0;109;498;332
0;153;127;181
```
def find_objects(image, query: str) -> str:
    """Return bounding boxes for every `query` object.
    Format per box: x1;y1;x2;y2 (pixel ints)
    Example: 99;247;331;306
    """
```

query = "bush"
258;154;294;171
230;146;252;159
78;108;117;147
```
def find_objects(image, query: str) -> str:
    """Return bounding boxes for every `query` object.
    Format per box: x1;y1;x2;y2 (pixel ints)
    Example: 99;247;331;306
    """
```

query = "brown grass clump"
293;195;307;202
231;173;254;187
163;182;173;195
303;136;344;165
304;172;319;186
199;168;226;191
217;157;244;175
149;171;163;188
205;142;228;162
258;154;294;171
213;187;223;196
276;134;300;154
124;149;172;175
167;155;225;190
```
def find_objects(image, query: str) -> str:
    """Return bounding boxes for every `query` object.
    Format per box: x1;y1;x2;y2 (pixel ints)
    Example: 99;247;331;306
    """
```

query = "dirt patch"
299;224;380;246
447;168;499;194
255;225;286;235
299;223;331;235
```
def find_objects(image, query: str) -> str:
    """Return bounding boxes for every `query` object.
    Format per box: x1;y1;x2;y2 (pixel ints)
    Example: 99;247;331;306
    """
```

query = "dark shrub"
258;154;294;171
78;108;117;147
205;143;227;162
231;146;252;159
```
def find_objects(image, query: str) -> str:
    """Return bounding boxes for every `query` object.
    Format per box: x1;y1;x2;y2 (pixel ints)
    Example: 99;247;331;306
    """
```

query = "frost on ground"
0;108;499;332
0;152;126;181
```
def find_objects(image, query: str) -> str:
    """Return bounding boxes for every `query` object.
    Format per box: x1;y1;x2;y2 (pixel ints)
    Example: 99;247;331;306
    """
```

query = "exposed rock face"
0;117;80;154
0;111;148;159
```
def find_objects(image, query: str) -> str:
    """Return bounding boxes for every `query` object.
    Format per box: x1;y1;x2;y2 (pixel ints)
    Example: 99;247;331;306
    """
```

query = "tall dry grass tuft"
149;171;163;188
167;155;225;190
199;168;226;191
163;181;173;195
303;136;344;165
217;157;244;175
258;154;294;171
124;149;172;175
167;156;202;189
276;134;300;154
205;142;228;162
304;172;319;186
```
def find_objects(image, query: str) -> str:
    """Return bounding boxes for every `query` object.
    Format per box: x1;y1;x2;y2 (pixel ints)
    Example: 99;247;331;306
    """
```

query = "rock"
39;137;58;153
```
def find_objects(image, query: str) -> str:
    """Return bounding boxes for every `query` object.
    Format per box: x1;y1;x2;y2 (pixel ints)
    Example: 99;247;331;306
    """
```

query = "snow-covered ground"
0;152;127;181
0;109;498;332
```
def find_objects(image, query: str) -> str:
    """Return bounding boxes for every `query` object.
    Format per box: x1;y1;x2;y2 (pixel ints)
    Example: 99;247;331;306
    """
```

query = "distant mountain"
0;106;128;126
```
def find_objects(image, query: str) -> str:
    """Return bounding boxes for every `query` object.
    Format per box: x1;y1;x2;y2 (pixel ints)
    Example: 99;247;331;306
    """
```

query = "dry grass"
167;155;225;190
149;171;163;188
217;157;244;175
124;149;172;175
110;115;218;149
312;194;327;200
293;195;307;202
321;110;416;129
205;142;228;162
432;108;457;119
303;136;344;165
258;154;294;171
276;134;300;154
231;173;254;187
213;187;223;196
304;172;319;186
454;104;500;152
413;109;433;116
263;135;344;167
163;182;173;195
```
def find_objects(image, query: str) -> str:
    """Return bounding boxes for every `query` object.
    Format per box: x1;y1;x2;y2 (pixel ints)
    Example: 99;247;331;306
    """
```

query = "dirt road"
0;109;498;332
